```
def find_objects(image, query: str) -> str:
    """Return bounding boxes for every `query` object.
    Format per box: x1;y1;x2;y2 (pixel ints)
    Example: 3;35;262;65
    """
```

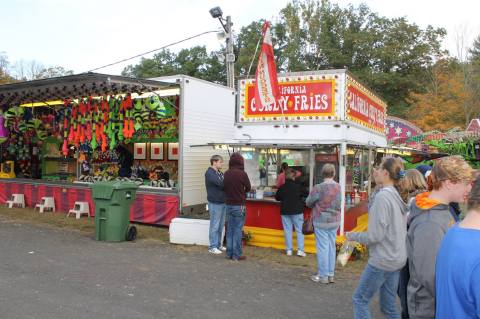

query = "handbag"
302;213;314;235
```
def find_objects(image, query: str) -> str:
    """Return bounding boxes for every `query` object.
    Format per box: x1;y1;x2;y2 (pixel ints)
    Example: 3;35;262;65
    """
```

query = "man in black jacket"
205;155;226;255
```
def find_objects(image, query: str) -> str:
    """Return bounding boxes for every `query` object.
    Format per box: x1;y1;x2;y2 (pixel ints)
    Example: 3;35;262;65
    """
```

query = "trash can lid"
91;181;139;199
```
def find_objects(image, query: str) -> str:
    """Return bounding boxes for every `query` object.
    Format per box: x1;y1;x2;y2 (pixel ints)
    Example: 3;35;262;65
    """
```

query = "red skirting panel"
0;181;179;226
245;199;366;232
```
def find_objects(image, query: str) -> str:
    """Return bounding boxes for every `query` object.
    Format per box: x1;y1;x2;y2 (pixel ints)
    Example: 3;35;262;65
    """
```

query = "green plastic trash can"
91;181;138;242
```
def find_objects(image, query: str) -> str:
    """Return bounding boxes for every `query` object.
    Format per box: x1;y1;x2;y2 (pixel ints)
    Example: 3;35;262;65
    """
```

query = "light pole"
209;7;235;89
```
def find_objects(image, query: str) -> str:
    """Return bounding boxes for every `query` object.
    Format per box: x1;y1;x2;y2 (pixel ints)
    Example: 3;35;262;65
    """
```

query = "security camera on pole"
209;6;235;89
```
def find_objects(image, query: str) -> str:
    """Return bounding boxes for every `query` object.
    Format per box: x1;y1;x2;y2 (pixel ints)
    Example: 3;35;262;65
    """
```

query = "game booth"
203;70;388;253
0;73;234;225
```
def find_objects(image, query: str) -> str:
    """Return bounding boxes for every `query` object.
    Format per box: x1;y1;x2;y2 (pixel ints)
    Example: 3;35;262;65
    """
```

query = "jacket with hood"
406;192;455;319
348;186;407;272
224;153;251;206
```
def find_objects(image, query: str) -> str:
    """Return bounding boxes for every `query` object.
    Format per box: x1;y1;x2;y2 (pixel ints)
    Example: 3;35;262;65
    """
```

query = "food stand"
0;73;234;225
209;70;387;251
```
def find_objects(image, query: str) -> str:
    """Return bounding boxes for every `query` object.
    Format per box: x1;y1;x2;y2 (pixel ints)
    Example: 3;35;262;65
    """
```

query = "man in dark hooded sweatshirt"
223;152;251;261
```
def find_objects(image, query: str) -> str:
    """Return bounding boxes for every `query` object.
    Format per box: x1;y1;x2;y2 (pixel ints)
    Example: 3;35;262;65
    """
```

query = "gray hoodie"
406;195;454;319
348;186;407;272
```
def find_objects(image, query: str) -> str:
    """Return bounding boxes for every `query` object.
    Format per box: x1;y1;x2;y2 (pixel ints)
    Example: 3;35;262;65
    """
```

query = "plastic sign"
239;77;337;122
346;77;386;133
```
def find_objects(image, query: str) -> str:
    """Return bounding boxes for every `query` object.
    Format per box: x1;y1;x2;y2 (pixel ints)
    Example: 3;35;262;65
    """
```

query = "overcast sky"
1;0;479;76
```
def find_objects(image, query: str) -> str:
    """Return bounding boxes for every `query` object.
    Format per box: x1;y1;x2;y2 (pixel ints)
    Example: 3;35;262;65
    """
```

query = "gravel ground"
0;214;383;319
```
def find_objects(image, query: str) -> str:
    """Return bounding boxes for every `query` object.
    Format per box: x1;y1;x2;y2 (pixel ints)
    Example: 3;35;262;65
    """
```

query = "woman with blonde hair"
397;168;428;319
406;155;474;319
347;157;408;318
399;169;428;205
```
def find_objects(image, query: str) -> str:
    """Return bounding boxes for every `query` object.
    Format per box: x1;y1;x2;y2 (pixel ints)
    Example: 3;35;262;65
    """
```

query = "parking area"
0;213;381;319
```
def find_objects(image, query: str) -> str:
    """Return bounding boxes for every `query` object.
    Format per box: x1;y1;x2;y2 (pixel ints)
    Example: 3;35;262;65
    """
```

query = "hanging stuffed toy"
0;111;8;144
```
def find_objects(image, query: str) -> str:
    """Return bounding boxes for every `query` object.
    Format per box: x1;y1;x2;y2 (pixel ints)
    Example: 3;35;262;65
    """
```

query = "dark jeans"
398;263;410;319
226;205;245;260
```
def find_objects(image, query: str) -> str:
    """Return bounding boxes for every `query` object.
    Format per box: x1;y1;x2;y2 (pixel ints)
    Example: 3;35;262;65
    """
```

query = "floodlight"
209;7;223;18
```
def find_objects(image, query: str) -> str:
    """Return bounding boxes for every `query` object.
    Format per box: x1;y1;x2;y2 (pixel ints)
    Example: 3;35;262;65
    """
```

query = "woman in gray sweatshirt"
347;157;408;319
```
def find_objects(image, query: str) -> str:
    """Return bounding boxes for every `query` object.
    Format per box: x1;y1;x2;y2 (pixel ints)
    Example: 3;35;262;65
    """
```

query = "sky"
1;0;480;76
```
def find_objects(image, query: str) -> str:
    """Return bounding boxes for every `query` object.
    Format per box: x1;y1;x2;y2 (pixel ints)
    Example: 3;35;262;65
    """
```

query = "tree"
122;46;226;84
122;0;447;116
0;52;15;84
470;35;480;63
35;66;74;79
11;59;44;81
272;0;446;116
407;59;480;130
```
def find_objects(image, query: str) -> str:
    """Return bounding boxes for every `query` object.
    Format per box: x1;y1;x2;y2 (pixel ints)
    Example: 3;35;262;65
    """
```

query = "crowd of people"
346;155;478;318
204;152;480;318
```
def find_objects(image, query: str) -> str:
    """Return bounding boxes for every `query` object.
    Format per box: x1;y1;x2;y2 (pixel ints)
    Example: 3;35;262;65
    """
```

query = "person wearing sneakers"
223;152;251;261
346;157;408;318
205;155;226;255
275;168;307;257
406;156;473;319
306;164;341;284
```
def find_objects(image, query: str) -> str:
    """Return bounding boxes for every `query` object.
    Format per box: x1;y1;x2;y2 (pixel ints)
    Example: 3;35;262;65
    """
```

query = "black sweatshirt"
275;179;305;215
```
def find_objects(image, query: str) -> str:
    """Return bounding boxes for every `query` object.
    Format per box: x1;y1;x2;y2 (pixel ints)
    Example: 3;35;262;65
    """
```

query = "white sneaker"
297;250;307;257
208;248;222;254
286;250;293;256
310;275;329;284
219;246;227;251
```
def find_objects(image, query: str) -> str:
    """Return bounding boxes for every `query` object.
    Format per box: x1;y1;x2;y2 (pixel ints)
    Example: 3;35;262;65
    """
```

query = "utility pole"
209;7;235;89
225;16;235;89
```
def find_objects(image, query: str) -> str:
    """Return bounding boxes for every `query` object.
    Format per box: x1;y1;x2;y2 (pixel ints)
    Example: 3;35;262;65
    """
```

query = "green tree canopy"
123;0;446;116
122;46;226;84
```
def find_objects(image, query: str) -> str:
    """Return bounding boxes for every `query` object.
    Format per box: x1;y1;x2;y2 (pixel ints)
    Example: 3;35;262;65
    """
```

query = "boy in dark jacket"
223;152;251;261
275;168;306;257
205;155;226;254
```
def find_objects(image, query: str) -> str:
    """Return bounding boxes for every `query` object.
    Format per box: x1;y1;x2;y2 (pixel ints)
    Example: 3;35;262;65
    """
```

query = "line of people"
346;155;479;318
205;153;342;284
205;152;480;318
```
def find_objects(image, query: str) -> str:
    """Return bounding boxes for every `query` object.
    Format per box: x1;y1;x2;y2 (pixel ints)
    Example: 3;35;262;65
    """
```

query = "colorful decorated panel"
238;73;341;122
385;116;423;143
345;76;387;134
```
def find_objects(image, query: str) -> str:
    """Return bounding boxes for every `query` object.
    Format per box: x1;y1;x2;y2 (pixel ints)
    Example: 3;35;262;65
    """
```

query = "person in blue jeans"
347;157;408;319
223;153;251;261
275;168;307;257
306;164;341;283
205;155;226;255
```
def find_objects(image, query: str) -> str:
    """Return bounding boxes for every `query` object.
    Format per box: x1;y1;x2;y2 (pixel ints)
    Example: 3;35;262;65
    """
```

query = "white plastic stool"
6;194;25;208
35;197;55;213
67;202;90;219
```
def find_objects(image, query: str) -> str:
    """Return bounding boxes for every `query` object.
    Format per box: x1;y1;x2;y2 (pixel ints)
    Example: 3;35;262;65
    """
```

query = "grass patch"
0;206;170;242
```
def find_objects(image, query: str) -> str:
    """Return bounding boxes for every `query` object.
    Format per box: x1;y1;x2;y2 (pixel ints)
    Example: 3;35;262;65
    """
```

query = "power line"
86;29;221;73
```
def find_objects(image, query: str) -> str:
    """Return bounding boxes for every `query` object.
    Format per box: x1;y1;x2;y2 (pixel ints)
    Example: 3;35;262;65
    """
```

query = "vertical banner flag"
254;21;280;111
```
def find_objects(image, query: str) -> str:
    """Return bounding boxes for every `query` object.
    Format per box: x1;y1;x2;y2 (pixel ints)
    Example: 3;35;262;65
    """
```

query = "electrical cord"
85;29;221;73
